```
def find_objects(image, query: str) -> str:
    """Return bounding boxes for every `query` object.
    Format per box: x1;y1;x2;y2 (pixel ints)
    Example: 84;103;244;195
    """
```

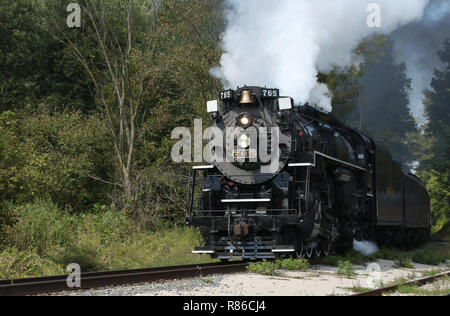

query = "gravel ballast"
52;259;449;296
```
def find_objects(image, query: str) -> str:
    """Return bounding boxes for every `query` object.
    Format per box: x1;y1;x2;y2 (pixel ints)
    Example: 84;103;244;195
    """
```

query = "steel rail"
0;261;248;296
352;271;450;296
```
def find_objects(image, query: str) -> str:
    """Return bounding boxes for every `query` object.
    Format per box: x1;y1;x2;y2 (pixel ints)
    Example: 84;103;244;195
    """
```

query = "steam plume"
353;240;379;256
213;0;430;111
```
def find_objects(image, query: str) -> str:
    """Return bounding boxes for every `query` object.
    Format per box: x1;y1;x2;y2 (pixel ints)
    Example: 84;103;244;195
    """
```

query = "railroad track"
0;261;248;296
352;271;450;296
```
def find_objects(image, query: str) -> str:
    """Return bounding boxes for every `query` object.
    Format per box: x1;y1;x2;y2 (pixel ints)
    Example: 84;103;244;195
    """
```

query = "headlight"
237;134;251;149
238;114;252;128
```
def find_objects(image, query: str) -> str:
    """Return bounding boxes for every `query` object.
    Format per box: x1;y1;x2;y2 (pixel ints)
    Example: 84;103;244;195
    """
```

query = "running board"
289;151;367;171
221;199;271;203
271;245;296;253
271;248;296;253
192;247;215;254
192;165;214;170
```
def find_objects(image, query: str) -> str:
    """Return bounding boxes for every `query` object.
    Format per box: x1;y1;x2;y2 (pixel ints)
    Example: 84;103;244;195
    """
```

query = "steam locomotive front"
210;86;293;185
187;86;304;260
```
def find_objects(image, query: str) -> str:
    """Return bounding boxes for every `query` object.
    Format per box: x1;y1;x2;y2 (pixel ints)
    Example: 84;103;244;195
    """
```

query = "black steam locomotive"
186;86;430;260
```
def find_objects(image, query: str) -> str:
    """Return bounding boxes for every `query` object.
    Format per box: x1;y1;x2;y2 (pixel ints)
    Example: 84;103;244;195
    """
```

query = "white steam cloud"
213;0;430;111
353;240;379;256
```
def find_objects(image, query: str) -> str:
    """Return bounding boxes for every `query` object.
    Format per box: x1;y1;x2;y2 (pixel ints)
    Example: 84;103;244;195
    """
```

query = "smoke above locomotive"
211;0;430;113
186;86;430;260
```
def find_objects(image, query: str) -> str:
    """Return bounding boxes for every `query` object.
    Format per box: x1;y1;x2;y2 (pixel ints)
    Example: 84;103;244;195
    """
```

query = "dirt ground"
138;259;449;296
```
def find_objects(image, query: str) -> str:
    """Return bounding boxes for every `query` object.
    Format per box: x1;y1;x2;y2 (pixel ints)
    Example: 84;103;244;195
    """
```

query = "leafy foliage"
0;0;95;113
277;258;310;271
393;257;415;269
337;37;418;167
422;39;450;172
419;38;450;235
247;260;279;276
336;260;356;278
0;200;213;277
0;0;226;225
0;110;112;211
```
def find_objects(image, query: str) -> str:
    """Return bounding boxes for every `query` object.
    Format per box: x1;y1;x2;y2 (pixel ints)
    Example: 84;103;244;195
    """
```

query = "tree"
42;0;163;207
422;38;450;172
127;0;226;224
338;37;418;168
0;110;112;211
327;35;387;122
0;0;95;113
39;0;226;219
419;38;450;234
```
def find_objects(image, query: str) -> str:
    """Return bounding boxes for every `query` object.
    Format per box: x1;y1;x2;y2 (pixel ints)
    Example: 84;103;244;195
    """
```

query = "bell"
240;90;254;104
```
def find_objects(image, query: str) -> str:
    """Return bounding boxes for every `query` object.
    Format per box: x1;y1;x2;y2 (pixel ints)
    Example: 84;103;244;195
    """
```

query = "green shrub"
2;200;73;255
277;258;310;271
393;257;415;269
321;250;368;267
368;248;403;261
419;170;450;235
0;111;112;212
0;248;64;279
396;280;450;296
337;260;356;278
422;269;445;277
0;200;214;276
411;249;446;266
349;282;372;294
321;255;343;267
247;260;279;276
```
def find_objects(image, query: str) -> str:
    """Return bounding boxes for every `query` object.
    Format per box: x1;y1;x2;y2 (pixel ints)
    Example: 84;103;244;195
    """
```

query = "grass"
320;250;369;267
247;242;448;279
320;242;449;268
336;260;356;278
379;274;449;296
1;200;448;280
395;276;450;296
347;282;372;293
0;200;215;279
387;273;418;286
422;269;447;277
201;278;214;284
247;258;310;276
277;258;310;271
247;260;279;276
393;257;415;269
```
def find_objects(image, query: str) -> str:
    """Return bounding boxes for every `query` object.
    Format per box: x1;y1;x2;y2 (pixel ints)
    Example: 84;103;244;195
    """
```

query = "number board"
219;89;234;101
261;89;279;98
233;150;257;160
